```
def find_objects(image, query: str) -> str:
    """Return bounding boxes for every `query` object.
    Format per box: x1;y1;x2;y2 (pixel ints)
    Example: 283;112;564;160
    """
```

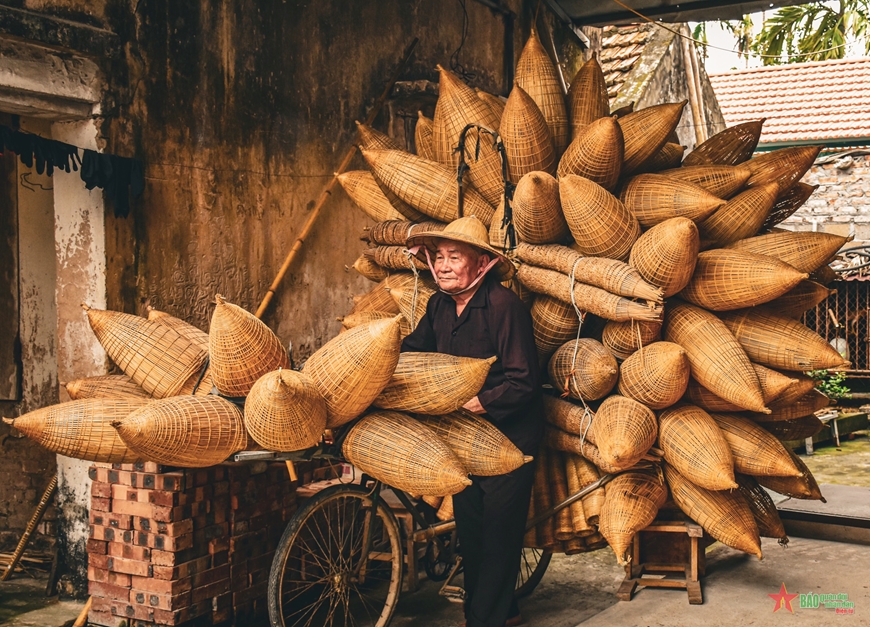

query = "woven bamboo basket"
679;249;809;312
736;474;789;544
418;409;531;476
756;414;824;442
682;119;764;167
768;372;817;408
761;182;819;231
357;121;403;151
592;395;658;470
338;171;406;222
698;182;781;247
599;471;667;564
617;341;690;409
641;142;684;172
557;116;623;191
531;295;581;364
340;310;396;331
342;410;471;496
545;426;620;474
628;217;699;297
659;164;751;199
500;84;557;184
476;89;505;121
755;389;831;422
513;171;569;244
601;320;662;361
351;254;389;282
244;369;326;452
548;339;619;401
560;175;640;261
810;264;838;285
436;494;454;521
725;231;850;274
543;394;593;438
66;375;151;401
423;495;443;510
684;364;798;412
663;302;767;413
718;309;848;371
367;246;428;271
83;305;208;399
389;283;435;331
516;265;662;323
303;315;403;427
147;308;209;351
532;446;556;547
710;413;802;478
361;149;495;226
745;145;822;190
488;199;511;248
658;404;737;490
765;280;834;319
113;395;247;467
756;448;825;501
368;219;446;246
349;278;402;315
516;30;569;155
663;463;762;558
4;398;147;463
617;102;687;175
550;450;576;541
567;56;609;135
373;352;495;414
563;453;594;538
620;174;726;228
208;295;290;397
415;111;436;161
569;452;605;525
516;243;663;301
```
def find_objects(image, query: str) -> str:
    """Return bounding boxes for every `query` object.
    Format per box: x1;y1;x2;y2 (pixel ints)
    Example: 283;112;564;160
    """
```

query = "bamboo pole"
1;474;57;581
254;37;419;320
72;596;92;627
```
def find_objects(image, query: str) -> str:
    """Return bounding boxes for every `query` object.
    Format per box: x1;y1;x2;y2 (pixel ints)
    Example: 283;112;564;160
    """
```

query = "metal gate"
802;280;870;375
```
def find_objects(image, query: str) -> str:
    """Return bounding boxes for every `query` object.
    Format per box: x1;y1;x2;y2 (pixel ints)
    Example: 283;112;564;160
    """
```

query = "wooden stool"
617;520;711;605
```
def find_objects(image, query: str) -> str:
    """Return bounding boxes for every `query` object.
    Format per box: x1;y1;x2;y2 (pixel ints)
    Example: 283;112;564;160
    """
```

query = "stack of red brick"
87;461;297;627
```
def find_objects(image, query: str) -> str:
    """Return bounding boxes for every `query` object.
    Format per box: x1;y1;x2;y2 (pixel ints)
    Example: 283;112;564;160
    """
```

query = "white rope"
568;257;587;399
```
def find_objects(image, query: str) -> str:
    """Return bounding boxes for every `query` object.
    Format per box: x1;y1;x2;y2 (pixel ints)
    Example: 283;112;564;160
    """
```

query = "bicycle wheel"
514;547;552;598
268;484;403;627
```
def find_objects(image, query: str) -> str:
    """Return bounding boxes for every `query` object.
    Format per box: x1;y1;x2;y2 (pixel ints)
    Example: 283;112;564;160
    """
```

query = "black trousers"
453;461;536;627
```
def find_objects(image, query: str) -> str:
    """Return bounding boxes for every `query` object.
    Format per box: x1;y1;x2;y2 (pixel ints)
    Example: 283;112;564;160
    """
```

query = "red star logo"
769;583;799;613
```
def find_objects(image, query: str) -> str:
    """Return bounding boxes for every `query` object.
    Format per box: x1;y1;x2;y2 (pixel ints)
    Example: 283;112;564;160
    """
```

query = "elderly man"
403;216;543;627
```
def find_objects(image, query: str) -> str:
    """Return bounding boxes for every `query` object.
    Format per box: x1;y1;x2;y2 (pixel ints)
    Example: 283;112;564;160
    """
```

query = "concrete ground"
801;434;870;488
0;575;83;627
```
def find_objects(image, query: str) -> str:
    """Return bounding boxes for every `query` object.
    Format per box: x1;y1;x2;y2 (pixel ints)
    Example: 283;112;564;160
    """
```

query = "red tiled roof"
600;23;656;100
709;57;870;145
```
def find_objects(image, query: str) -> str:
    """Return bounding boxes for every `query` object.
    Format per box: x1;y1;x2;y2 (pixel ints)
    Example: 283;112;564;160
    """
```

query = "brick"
90;511;132;530
91;481;112;498
107;541;151;561
87;608;125;627
190;577;230;604
135;531;193;552
88;566;132;588
232;580;267;606
91;496;111;512
111;499;175;521
192;564;229;589
230;563;248;589
89;554;111;570
90;525;118;542
88;580;131;602
152;555;212;581
133;517;193;536
87;538;108;555
130;588;192;611
130;574;192;596
106;556;152;577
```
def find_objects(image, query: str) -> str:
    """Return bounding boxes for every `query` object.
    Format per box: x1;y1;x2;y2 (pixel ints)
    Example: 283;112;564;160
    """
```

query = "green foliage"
693;22;709;60
808;369;852;400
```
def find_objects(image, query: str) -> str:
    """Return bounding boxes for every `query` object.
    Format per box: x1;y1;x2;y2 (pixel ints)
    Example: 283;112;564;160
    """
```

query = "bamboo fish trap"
512;171;569;244
664;463;763;559
4;399;148;463
543;394;593;438
531;295;581;364
342;411;471;496
682;119;764;167
628;217;699;297
560;175;640;261
244;369;327;452
414;111;435;161
601;320;662;361
373;352;495;415
617;102;687;175
658;404;737;490
548;339;619;401
367;219;445;246
710;413;802;477
617;341;690;409
620;174;726;228
303;315;403;427
147;307;209;351
663;302;767;413
642;142;685;172
545;426;621;474
515;30;569;155
745;145;822;191
338;171;406;223
767;373;818;408
754;389;830;422
567;57;609;135
761;182;818;231
725;231;850;274
476;89;505;121
599;471;667;564
367;246;428;271
357;121;403;151
351;254;389;282
65;375;151;401
764;280;834;319
698;182;780;247
756;448;825;501
659;164;751;199
683;364;798;412
678;249;808;311
350;278;402;315
208;295;290;397
591;395;658;471
558;116;624;191
389;283;435;330
736;474;789;545
83;305;208;399
113;395;248;468
499;83;557;184
417;409;532;476
755;415;824;442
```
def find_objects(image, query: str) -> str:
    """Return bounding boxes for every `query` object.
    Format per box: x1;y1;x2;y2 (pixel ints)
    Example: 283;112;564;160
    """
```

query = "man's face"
433;240;490;292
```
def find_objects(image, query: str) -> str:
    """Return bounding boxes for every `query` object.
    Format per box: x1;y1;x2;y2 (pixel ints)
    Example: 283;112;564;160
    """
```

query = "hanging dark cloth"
80;150;145;218
0;124;81;176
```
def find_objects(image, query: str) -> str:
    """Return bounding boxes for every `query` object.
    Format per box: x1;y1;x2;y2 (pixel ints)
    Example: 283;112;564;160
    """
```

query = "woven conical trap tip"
372;352;496;415
756;448;825;502
698;181;780;247
658;404;737;491
66;375;151;401
418;409;532;476
512;171;569;244
766;280;834;319
515;29;569;155
725;230;851;274
601;320;661;361
745;145;822;191
337;171;405;223
147;307;209;351
663;463;763;559
617;101;686;175
736;474;788;544
414;111;436;161
617;341;690;410
303;315;403;427
82;304;208;399
342;411;471;496
208;295;290;397
499;83;557;184
560;175;640;261
599;472;667;564
620;174;727;228
684;364;799;413
709;413;802;478
567;56;609;135
244;369;326;452
356;120;402;151
756;414;823;442
543;394;593;437
591;395;658;471
113;395;247;467
756;389;831;423
682;119;764;167
659;164;751;199
4;398;148;463
762;182;818;231
558;115;623;191
532;295;581;362
548;339;618;401
629;217;699;298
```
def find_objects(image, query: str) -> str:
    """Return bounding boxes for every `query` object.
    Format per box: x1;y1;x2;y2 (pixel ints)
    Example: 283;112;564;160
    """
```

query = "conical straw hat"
659;164;751;198
557;116;624;191
303;316;403;427
337;171;406;223
342;411;471;496
725;231;851;274
591;395;658;470
761;182;818;231
617;341;690;409
658;405;737;490
4;398;147;463
373;352;496;415
244;369;327;452
418;409;532;476
406;215;515;281
617;102;687;175
208;295;290;397
567;56;610;136
414;111;436;161
560;175;640;261
710;413;802;477
66;375;151;401
599;471;666;563
736;474;789;544
113;395;248;467
765;280;834;319
664;463;763;559
512;171;569;244
601;320;662;361
745;145;822;190
499;83;557;184
628;217;699;297
515;29;569;155
620;174;726;228
548;339;618;401
682;119;764;167
699;182;780;247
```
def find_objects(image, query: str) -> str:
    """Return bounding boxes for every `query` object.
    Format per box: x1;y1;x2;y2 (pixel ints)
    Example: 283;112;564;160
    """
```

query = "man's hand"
462;395;486;414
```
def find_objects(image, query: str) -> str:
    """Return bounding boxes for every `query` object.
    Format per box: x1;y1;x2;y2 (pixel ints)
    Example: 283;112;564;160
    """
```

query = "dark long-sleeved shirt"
401;277;544;455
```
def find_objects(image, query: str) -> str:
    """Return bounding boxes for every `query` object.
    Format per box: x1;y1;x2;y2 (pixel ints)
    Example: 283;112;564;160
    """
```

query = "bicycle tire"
268;483;404;627
514;547;552;598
